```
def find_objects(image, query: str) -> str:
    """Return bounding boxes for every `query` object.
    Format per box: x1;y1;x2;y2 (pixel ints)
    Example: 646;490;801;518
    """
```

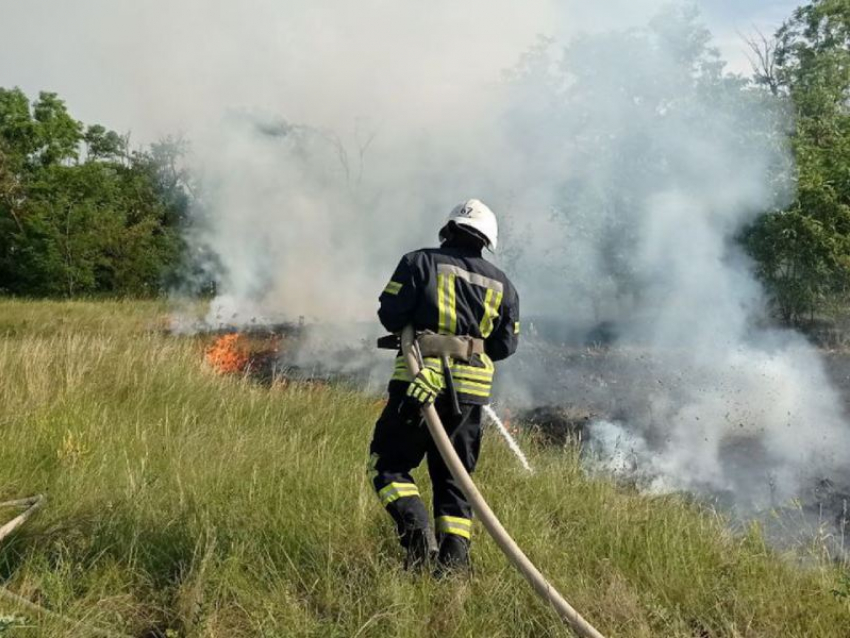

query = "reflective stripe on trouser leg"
435;515;472;539
377;482;420;507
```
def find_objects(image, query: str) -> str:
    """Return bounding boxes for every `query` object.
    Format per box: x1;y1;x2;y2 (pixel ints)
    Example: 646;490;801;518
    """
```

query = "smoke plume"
162;2;850;521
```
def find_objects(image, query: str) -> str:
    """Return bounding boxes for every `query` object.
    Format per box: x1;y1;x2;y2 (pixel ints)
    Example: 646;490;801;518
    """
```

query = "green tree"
744;0;850;324
84;124;127;161
32;92;83;166
0;87;187;297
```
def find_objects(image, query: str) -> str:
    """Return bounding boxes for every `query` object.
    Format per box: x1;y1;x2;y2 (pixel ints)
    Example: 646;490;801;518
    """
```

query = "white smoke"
489;7;850;513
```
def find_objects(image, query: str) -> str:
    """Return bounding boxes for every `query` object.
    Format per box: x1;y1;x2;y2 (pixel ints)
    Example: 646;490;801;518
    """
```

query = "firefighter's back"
369;199;520;575
410;246;515;339
379;242;520;405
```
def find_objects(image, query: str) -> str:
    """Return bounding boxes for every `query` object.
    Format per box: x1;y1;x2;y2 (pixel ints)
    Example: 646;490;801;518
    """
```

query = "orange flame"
205;333;250;374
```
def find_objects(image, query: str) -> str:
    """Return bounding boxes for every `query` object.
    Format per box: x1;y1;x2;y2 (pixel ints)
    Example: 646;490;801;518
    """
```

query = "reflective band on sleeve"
479;288;503;339
383;281;403;295
514;321;520;335
436;515;472;539
377;482;420;506
437;273;457;335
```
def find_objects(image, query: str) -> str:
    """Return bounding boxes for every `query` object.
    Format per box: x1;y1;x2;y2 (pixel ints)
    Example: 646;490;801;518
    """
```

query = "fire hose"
0;495;130;638
401;326;606;638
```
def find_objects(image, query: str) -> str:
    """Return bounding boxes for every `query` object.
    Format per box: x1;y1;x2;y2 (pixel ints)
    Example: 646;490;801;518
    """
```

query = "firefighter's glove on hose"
406;368;442;405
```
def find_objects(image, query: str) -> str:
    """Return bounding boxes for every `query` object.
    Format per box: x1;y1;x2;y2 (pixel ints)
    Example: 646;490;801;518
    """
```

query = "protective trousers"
369;390;482;557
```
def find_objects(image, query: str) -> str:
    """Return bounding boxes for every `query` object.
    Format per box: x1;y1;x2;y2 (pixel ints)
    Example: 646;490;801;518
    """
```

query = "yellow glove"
406;368;442;405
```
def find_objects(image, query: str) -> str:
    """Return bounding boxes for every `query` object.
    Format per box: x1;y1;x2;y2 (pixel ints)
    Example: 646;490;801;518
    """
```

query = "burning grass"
0;299;848;637
205;333;251;373
197;324;350;392
203;331;285;379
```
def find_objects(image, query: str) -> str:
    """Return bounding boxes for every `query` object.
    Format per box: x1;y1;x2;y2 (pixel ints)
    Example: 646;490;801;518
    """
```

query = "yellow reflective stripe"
453;381;491;397
396;356;493;374
453;378;489;387
514;321;520;335
390;356;493;397
437;515;472;528
437;264;503;294
436;515;472;539
437;273;457;334
448;275;457;334
451;355;494;383
479;288;503;339
452;367;493;381
437;274;447;334
453;363;494;374
378;482;420;506
389;376;490;397
453;375;492;386
391;357;443;383
390;377;491;395
383;281;403;295
454;353;494;372
438;525;471;538
439;525;470;538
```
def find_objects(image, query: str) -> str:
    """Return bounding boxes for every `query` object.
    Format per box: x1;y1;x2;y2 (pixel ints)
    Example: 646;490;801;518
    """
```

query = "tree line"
0;89;190;296
1;0;850;327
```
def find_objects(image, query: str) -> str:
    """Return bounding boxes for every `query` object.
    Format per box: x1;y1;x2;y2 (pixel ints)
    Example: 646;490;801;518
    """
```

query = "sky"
0;0;805;141
700;0;801;73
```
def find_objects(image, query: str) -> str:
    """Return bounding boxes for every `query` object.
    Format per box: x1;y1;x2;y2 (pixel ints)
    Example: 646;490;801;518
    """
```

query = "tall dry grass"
0;299;847;637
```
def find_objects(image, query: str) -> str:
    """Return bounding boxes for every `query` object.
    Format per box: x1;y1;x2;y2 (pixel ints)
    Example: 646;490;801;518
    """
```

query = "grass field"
0;299;848;637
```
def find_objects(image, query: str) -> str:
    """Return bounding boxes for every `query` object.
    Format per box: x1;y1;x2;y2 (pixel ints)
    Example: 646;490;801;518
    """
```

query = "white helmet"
441;199;499;250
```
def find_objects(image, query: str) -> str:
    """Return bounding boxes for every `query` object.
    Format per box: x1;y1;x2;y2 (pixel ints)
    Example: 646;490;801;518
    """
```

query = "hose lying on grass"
0;495;130;638
402;326;606;638
0;496;43;544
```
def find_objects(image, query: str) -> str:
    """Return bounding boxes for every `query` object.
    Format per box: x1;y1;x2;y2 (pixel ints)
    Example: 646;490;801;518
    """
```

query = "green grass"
0;299;848;637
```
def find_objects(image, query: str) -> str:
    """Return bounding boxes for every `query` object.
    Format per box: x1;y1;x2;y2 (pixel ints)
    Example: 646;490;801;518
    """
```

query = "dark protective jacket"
378;243;520;404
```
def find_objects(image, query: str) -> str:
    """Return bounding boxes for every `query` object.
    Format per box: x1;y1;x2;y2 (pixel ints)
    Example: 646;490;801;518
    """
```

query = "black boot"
404;527;438;572
386;496;436;571
435;534;471;578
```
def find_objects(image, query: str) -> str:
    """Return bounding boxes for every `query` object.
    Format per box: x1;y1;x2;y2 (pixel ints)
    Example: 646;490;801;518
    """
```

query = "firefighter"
369;199;520;574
